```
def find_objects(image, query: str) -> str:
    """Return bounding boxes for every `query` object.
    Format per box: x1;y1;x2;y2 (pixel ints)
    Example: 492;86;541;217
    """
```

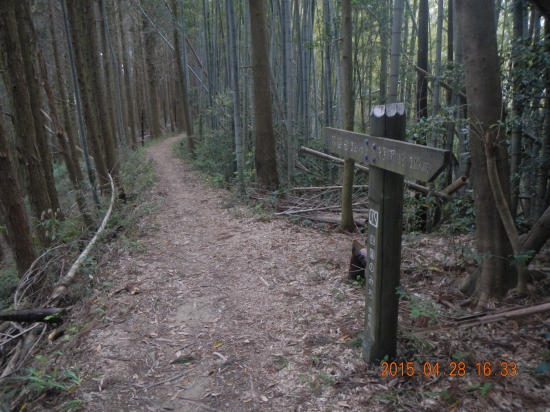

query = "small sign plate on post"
325;104;450;363
326;128;450;182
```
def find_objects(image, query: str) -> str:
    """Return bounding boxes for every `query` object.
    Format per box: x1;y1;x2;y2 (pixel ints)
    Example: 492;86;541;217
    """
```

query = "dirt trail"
72;136;370;411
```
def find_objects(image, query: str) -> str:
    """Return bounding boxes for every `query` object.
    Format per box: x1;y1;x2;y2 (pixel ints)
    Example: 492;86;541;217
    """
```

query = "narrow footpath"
71;135;371;411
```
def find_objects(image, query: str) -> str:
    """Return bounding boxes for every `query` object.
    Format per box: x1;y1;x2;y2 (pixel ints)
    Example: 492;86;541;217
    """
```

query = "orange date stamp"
381;361;518;377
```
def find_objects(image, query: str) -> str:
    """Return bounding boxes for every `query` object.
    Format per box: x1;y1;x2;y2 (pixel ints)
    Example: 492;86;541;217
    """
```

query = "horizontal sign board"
325;127;450;182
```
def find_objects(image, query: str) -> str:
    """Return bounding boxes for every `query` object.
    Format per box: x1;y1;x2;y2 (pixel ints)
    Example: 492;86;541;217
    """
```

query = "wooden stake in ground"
363;105;406;363
326;103;450;363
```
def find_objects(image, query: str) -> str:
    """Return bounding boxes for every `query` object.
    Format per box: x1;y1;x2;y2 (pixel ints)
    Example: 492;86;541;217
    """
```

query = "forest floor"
18;135;550;411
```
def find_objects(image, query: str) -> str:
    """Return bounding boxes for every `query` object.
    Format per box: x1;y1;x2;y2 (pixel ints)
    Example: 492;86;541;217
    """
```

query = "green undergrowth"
0;140;163;412
173;134;245;189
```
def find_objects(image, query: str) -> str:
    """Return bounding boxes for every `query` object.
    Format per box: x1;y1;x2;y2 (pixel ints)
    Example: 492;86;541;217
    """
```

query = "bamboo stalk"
291;185;369;191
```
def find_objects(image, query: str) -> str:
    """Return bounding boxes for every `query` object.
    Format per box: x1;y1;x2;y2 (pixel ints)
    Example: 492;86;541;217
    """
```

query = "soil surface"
38;136;550;411
68;136;371;411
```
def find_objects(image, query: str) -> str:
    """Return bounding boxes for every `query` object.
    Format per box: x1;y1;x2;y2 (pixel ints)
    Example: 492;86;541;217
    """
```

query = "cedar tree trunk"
249;0;279;190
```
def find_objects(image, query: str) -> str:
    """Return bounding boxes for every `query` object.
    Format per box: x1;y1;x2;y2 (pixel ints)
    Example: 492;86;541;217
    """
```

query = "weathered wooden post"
363;104;405;363
325;103;450;363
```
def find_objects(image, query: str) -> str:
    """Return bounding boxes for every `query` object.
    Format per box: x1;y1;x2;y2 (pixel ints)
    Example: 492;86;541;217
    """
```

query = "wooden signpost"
325;103;450;363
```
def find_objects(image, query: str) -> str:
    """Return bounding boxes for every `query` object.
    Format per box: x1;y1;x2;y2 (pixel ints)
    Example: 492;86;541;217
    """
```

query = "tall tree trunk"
117;3;137;148
323;0;333;127
284;0;295;184
340;0;355;232
405;0;418;116
144;18;162;139
445;0;456;186
202;0;215;131
379;0;389;104
510;0;525;219
179;0;190;93
227;0;244;189
416;0;429;120
456;0;516;300
535;19;550;219
388;0;404;103
66;0;110;188
430;0;444;146
37;48;93;227
85;0;119;182
249;0;279;190
171;0;196;153
0;0;56;245
61;0;101;209
0;108;38;278
97;1;117;151
15;0;63;220
48;0;78;162
100;0;126;150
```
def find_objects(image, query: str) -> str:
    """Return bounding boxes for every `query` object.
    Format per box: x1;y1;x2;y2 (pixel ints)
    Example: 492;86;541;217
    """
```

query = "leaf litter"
24;136;550;411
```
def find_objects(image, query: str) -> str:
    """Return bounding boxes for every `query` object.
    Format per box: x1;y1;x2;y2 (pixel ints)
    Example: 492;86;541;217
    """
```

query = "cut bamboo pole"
300;146;453;201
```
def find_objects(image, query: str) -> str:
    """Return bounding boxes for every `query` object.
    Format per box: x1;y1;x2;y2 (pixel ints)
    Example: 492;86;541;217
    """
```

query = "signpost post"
325;103;450;363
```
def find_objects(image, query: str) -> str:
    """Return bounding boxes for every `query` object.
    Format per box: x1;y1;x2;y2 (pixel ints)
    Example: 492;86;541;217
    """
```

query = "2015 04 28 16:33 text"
380;361;518;377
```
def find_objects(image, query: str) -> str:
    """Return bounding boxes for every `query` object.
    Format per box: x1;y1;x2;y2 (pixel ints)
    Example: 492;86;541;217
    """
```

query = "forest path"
73;135;368;411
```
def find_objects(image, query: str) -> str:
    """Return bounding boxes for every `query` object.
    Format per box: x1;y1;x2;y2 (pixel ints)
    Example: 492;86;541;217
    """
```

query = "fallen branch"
0;308;64;323
291;185;369;192
413;65;467;101
47;174;116;306
413;302;550;334
295;164;336;185
288;213;367;226
275;203;364;216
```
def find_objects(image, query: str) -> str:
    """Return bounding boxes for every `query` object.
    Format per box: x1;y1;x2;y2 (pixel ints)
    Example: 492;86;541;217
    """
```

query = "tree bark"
340;0;355;232
249;0;279;190
388;0;404;103
536;20;550;219
100;0;126;150
66;0;110;188
48;0;80;168
510;0;525;219
83;0;118;181
117;4;137;148
323;0;333;127
284;0;295;184
144;18;162;139
0;0;56;245
486;130;526;293
37;48;93;228
416;0;429;120
61;0;101;210
456;0;516;300
227;0;244;189
431;0;444;142
0;107;38;278
15;0;63;219
171;0;196;154
379;0;389;104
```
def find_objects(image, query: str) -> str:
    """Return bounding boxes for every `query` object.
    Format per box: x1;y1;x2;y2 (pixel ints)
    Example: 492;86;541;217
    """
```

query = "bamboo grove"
0;0;550;302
